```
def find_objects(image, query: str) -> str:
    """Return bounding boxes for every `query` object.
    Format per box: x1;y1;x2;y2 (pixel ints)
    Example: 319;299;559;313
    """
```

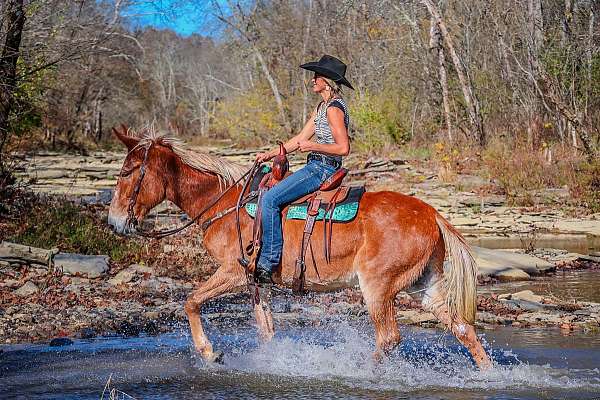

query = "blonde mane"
130;127;246;187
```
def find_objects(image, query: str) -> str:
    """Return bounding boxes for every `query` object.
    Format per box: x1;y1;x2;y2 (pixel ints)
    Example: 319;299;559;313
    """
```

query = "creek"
2;313;599;399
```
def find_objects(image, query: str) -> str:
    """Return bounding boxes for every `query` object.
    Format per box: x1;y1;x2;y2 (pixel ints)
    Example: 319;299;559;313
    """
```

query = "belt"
307;153;342;169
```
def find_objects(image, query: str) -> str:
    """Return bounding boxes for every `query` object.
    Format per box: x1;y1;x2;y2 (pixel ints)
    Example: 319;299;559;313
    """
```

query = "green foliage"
212;86;286;144
481;138;571;203
10;57;51;136
9;197;143;262
569;160;600;213
350;90;413;153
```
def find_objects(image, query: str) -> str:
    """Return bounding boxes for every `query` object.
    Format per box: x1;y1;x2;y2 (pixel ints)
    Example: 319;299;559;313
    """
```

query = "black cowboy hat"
300;55;354;90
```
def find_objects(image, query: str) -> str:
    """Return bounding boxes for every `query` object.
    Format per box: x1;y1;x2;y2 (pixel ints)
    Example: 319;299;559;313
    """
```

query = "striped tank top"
314;98;350;163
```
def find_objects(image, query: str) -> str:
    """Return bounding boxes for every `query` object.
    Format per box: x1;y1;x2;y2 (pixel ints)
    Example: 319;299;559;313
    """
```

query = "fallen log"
0;241;58;268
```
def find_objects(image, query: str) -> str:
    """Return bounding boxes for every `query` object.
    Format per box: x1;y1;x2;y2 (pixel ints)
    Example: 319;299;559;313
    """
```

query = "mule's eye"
120;168;134;178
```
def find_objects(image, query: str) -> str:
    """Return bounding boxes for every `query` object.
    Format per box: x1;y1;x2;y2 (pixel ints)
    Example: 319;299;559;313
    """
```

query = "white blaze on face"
108;186;128;234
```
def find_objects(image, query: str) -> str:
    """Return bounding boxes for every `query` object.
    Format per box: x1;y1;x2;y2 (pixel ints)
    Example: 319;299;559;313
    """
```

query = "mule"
108;127;492;369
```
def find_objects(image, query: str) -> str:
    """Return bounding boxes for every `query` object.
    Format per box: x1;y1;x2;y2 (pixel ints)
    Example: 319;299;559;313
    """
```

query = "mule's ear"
112;124;139;151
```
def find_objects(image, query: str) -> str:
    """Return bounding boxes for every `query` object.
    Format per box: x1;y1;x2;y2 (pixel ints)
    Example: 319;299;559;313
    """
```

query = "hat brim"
300;62;354;90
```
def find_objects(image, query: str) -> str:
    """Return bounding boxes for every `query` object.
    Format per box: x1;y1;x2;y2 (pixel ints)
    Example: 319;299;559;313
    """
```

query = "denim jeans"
257;160;338;272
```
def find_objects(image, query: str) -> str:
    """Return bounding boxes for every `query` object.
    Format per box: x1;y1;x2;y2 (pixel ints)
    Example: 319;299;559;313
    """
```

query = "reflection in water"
1;319;600;400
481;269;600;303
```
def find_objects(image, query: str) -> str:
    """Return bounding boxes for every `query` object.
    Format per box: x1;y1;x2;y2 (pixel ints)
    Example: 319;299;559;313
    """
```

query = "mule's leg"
254;288;275;342
184;266;245;363
360;278;401;361
423;276;492;369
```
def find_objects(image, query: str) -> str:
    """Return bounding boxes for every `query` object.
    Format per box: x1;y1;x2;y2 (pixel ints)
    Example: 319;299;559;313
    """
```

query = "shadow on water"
1;315;600;400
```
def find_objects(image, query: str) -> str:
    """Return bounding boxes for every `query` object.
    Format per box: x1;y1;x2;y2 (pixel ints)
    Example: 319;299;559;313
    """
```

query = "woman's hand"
297;140;314;152
255;151;274;163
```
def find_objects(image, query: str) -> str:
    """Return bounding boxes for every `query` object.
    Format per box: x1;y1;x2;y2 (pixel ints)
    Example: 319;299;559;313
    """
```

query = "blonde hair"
322;77;343;102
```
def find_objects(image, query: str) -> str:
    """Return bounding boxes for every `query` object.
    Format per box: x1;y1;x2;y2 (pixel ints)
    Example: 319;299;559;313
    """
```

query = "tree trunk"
0;0;26;173
421;0;485;146
254;49;291;133
301;0;313;124
585;5;596;117
528;0;544;53
429;17;452;141
562;0;575;46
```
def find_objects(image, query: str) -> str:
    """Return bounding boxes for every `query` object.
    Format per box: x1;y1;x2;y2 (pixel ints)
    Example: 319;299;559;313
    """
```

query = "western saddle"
252;144;352;294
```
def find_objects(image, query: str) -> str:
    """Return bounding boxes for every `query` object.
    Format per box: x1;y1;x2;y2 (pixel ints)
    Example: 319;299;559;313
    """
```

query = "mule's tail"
435;213;478;325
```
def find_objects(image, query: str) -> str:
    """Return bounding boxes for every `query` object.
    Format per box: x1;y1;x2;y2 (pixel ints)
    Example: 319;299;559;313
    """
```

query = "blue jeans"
257;160;338;272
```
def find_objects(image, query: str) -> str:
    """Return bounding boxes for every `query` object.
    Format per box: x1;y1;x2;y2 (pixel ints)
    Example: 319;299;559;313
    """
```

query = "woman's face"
311;73;329;93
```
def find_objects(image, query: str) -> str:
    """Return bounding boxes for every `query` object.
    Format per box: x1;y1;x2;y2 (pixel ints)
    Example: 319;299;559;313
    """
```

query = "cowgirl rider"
254;55;353;284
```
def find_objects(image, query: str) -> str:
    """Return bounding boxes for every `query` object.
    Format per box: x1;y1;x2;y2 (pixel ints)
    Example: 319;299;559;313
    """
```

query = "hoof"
206;350;224;365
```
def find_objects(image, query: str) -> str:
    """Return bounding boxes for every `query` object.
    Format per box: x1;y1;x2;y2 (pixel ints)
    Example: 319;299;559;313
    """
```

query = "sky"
125;0;217;36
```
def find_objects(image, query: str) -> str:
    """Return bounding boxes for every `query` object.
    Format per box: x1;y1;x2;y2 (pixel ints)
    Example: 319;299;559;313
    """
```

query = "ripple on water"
1;319;600;399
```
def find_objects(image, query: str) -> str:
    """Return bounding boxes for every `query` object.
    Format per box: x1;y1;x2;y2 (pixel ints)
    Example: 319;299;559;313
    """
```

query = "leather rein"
123;142;259;240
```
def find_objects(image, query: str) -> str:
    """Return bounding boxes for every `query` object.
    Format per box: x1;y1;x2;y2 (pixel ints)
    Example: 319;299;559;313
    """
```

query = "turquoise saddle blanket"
245;201;360;222
245;165;364;223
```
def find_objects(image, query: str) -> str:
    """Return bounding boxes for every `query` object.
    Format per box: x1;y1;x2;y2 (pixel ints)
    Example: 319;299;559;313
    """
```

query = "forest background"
1;0;599;210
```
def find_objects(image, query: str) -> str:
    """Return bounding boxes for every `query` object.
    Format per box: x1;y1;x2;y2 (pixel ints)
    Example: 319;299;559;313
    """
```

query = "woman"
254;54;353;284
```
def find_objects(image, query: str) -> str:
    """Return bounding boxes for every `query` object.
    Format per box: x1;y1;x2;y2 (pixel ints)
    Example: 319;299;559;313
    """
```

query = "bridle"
121;144;285;301
121;142;260;240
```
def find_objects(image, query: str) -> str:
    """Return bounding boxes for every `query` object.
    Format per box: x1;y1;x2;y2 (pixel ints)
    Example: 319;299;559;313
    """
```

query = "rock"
0;241;58;267
450;217;480;226
2;279;21;289
509;290;544;303
54;253;109;278
14;281;39;297
78;327;96;339
49;337;74;347
538;219;600;236
127;264;153;275
108;270;135;285
517;312;564;324
472;247;554;277
495;268;531;282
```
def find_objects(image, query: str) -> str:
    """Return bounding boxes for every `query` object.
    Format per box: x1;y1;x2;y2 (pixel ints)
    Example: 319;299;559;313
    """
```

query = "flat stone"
472;246;554;277
450;217;480;226
538;219;600;236
54;253;109;278
0;241;58;267
495;268;531;282
108;270;135;285
517;312;564;324
14;281;39;297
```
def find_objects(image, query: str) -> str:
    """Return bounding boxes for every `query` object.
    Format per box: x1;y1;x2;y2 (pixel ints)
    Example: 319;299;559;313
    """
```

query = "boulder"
495;268;531;282
14;281;40;297
54;253;109;278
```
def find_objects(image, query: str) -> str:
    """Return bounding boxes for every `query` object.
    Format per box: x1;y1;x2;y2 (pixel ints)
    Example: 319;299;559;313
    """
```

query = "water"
480;269;600;303
1;318;599;399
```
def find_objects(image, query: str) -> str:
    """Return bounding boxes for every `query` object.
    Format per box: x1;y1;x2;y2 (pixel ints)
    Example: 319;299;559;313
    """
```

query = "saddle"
249;145;364;295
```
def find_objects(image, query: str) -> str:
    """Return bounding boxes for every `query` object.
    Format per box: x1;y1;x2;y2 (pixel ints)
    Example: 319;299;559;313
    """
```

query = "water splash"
207;321;600;393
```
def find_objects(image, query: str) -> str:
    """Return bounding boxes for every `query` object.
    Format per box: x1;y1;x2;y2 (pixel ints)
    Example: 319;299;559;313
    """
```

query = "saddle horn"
271;141;289;181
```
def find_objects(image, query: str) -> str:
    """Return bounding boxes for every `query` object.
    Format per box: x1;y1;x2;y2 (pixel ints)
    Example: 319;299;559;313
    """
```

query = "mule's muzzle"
107;212;134;236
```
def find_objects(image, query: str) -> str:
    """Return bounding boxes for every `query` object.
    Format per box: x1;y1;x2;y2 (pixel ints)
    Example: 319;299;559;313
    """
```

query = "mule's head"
108;125;171;235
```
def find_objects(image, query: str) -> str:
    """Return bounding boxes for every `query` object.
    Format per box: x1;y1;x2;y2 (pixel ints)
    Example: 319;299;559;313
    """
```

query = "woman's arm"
256;108;317;162
297;107;349;156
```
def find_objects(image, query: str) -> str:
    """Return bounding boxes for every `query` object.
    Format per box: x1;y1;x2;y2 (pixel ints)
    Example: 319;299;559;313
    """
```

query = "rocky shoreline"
1;240;599;345
2;149;599;346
